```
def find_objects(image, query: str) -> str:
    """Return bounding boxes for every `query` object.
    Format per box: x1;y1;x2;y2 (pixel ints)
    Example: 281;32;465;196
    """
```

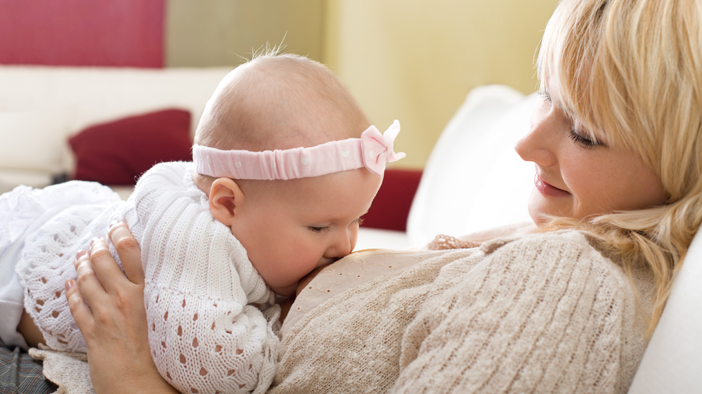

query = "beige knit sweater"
269;230;654;394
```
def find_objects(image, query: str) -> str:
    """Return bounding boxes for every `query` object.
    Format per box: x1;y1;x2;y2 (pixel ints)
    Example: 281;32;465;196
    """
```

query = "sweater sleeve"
146;283;280;394
127;163;280;394
390;232;645;394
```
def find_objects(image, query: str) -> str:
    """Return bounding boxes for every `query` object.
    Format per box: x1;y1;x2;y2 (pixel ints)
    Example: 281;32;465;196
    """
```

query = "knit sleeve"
127;163;281;394
390;232;645;394
146;284;280;394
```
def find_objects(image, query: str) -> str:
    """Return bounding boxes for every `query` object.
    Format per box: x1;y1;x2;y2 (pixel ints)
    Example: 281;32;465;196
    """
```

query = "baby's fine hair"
537;0;702;336
194;52;370;152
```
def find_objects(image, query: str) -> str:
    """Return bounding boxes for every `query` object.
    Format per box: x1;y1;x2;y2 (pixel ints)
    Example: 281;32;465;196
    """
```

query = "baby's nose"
326;233;353;259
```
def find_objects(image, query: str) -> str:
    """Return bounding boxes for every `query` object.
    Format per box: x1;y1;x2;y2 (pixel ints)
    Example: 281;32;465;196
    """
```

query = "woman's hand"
65;222;177;394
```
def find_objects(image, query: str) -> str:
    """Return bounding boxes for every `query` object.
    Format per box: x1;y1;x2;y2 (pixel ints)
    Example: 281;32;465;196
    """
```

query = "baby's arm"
145;280;280;394
67;228;177;394
17;310;45;348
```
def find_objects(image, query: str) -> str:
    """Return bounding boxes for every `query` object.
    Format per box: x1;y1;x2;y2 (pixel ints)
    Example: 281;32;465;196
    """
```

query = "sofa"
0;66;699;393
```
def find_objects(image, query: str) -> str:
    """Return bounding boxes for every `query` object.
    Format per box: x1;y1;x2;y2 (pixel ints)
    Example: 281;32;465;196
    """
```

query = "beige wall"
323;0;560;168
165;0;560;169
166;0;324;66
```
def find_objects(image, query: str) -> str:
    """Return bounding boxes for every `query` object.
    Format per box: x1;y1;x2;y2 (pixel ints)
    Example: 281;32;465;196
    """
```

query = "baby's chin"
270;283;298;298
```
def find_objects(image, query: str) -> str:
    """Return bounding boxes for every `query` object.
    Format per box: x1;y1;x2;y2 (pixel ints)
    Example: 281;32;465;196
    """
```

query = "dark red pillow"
361;168;423;232
69;109;192;185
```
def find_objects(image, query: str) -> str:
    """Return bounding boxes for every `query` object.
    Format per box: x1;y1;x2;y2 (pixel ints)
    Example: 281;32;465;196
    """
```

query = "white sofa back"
0;66;232;191
407;85;536;246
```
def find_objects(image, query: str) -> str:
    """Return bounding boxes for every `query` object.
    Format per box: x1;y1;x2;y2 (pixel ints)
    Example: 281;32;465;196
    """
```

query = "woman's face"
514;76;668;225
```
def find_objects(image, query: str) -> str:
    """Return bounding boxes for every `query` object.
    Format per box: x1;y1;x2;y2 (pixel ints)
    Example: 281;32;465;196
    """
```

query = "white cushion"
0;66;231;136
0;108;74;174
356;228;412;251
628;230;702;393
0;66;233;178
407;85;537;247
0;169;54;194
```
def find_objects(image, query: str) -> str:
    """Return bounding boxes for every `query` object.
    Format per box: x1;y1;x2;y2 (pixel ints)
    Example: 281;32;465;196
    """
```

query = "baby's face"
230;169;382;296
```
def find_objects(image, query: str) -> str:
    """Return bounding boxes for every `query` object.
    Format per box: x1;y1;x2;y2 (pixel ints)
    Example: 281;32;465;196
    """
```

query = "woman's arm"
65;222;177;394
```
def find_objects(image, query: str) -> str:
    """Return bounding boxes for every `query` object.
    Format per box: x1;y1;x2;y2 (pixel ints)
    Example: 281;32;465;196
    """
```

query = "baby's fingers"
65;279;94;337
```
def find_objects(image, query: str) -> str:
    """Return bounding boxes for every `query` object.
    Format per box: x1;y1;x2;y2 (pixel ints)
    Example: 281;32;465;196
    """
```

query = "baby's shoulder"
138;161;192;182
130;162;195;196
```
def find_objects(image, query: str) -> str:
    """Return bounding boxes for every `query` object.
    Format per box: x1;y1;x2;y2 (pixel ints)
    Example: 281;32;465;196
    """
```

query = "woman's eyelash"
538;90;552;103
569;129;598;148
354;217;364;226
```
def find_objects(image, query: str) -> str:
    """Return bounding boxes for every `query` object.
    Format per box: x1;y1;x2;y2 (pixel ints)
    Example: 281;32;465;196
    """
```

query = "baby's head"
195;53;369;152
193;54;402;296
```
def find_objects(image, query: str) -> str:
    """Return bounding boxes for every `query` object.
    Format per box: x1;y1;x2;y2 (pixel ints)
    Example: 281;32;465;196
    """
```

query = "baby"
0;54;404;394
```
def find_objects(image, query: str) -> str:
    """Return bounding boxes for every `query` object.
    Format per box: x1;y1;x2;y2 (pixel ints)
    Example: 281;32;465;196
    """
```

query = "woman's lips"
534;174;570;197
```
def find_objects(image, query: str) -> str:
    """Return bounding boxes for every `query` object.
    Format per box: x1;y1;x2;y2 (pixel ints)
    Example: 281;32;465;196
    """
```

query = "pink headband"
193;120;405;180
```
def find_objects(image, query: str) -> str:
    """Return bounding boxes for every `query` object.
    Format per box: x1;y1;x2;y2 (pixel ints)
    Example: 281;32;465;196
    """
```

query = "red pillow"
69;109;192;185
361;168;423;232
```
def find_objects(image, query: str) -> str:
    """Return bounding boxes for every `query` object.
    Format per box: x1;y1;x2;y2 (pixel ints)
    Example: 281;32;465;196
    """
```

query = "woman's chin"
528;210;548;227
527;190;560;226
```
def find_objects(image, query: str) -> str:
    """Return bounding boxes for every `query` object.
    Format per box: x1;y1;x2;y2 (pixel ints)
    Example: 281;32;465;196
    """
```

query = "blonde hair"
537;0;702;336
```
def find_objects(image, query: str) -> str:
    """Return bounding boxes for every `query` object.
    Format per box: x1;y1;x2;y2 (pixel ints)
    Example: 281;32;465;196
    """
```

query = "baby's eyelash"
309;217;364;233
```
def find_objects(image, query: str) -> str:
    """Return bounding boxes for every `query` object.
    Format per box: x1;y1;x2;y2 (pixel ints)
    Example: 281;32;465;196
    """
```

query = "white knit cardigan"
16;162;280;394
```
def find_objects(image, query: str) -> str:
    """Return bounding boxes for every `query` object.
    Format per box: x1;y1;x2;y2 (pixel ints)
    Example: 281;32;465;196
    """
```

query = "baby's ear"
209;178;245;226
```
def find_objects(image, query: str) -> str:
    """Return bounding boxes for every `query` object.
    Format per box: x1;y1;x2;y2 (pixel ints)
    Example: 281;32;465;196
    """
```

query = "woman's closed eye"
569;129;600;148
353;217;364;226
538;89;552;104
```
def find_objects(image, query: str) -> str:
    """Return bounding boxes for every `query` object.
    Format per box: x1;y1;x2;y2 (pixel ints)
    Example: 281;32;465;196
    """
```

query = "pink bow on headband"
361;120;406;176
193;120;405;180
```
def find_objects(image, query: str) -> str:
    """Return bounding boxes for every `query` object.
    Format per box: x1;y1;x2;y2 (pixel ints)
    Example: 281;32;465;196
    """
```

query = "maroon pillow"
361;168;423;232
69;109;192;185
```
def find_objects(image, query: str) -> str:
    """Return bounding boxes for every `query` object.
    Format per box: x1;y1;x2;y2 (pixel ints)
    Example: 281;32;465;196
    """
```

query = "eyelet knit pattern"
9;162;280;394
9;181;124;352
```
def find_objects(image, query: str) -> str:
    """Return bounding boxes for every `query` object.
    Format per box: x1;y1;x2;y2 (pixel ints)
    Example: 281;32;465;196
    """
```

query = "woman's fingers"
108;221;145;285
73;249;109;305
65;225;174;394
65;279;94;336
88;236;132;295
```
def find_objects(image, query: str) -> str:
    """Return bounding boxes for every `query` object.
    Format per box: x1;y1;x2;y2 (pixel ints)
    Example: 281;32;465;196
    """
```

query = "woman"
64;0;702;392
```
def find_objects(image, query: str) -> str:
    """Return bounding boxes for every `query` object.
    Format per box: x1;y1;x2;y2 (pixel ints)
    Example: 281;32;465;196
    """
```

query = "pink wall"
0;0;164;67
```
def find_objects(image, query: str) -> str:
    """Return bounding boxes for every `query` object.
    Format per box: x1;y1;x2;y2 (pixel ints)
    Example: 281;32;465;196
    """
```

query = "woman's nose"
515;112;557;167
